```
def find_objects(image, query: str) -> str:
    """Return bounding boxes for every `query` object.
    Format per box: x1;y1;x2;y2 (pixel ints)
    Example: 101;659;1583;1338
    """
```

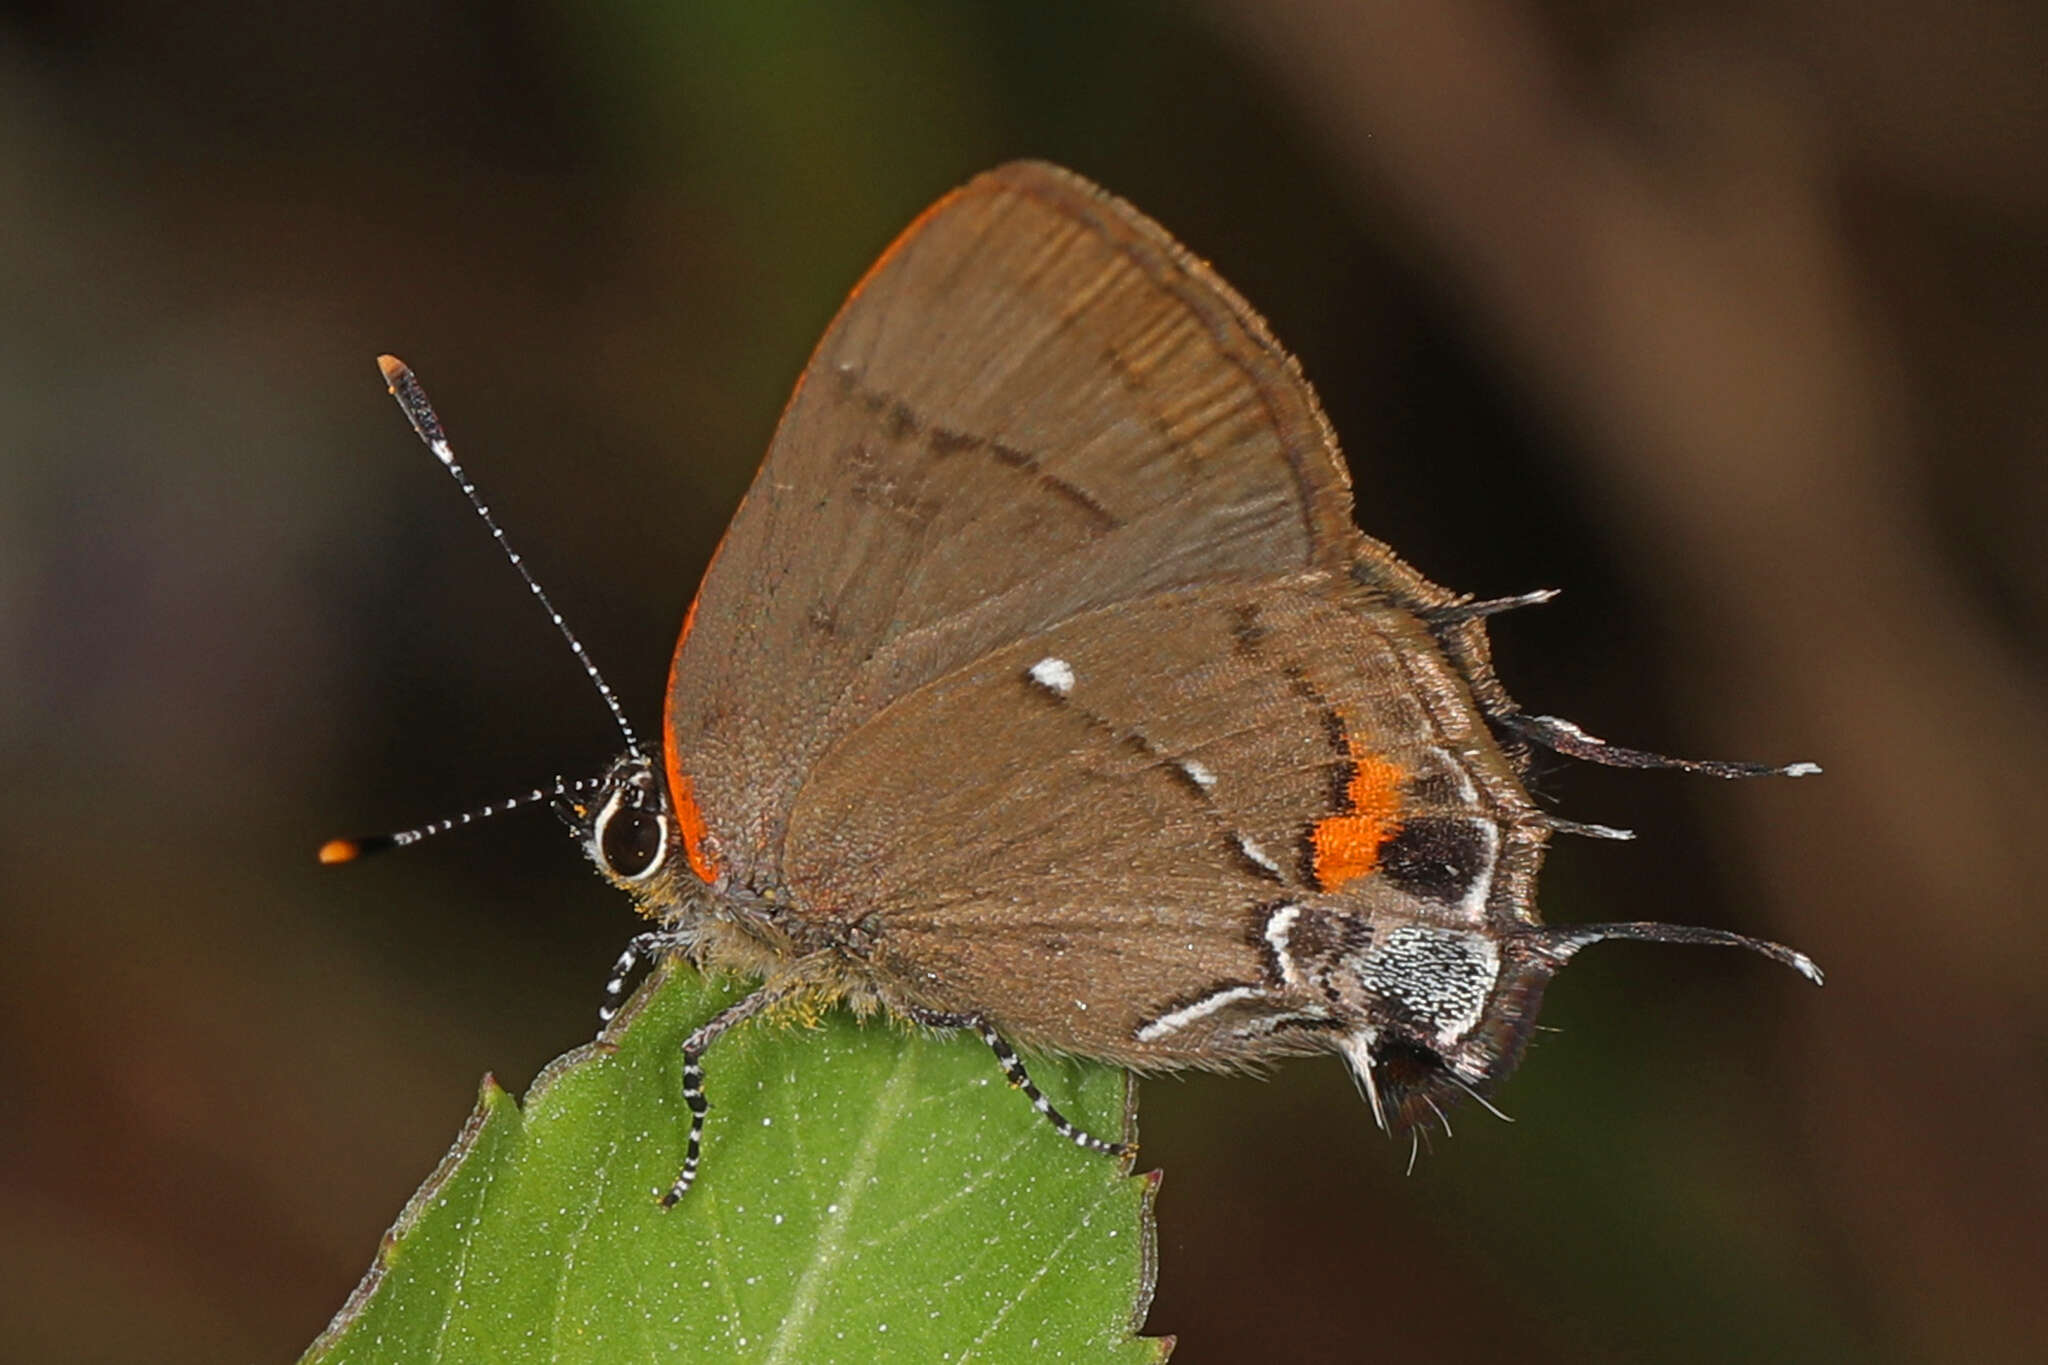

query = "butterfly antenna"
320;775;602;864
376;355;645;761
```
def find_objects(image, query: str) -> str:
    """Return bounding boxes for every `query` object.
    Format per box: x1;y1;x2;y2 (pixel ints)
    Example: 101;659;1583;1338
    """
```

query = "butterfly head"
562;753;674;888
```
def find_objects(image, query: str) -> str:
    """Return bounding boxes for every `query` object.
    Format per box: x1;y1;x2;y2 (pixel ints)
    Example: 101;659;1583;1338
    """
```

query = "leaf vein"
957;1190;1105;1362
760;1042;923;1364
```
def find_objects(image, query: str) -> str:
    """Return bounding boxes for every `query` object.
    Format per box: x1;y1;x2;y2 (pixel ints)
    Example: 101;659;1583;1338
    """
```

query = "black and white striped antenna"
320;776;602;865
375;354;643;760
320;356;641;865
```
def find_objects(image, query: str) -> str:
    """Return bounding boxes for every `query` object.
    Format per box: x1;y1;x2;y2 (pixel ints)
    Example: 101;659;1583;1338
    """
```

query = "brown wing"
665;162;1362;888
781;579;1542;1069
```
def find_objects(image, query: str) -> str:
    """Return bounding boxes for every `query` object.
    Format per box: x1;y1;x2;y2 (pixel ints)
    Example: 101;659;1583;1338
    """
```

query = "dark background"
4;2;2043;1361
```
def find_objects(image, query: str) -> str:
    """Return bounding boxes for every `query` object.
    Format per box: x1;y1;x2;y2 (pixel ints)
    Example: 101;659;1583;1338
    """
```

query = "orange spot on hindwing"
1312;734;1407;892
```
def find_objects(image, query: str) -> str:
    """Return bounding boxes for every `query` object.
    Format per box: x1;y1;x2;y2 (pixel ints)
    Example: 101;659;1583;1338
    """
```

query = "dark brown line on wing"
1229;600;1267;655
831;367;1124;534
998;165;1351;568
1224;600;1353;883
1224;832;1289;884
1018;664;1301;891
989;439;1123;531
1025;669;1221;809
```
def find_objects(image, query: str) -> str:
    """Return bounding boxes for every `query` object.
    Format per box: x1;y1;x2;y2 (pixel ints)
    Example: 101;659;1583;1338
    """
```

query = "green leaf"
303;969;1169;1364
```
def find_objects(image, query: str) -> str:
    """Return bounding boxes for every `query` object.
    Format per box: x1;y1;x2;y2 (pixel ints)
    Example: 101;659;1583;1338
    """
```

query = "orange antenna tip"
320;834;396;865
377;354;409;386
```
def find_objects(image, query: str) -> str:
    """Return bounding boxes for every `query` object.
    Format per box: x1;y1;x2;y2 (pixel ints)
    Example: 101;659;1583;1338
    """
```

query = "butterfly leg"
659;982;796;1207
907;1007;1131;1158
597;930;686;1032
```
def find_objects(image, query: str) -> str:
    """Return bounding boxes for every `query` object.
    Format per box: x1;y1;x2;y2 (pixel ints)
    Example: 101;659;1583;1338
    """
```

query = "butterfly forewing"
666;161;1364;886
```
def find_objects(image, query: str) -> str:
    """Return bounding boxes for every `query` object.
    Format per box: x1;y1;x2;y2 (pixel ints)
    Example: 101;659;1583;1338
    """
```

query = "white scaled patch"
1360;926;1502;1048
1264;904;1304;988
1459;818;1501;919
1135;985;1260;1043
1177;757;1217;791
1235;833;1282;876
1027;656;1076;696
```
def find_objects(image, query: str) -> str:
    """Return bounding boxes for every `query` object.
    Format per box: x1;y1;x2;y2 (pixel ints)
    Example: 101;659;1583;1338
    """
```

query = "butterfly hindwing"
782;578;1539;1068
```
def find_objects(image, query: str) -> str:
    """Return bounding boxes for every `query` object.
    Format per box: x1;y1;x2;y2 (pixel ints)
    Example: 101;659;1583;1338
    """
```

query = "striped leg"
659;984;789;1207
907;1008;1131;1158
597;931;682;1032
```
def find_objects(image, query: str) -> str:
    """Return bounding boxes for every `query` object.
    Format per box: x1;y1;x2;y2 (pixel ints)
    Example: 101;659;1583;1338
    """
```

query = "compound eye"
596;803;668;881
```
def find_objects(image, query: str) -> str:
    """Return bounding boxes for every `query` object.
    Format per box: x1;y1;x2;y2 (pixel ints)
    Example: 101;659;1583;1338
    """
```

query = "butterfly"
342;161;1820;1202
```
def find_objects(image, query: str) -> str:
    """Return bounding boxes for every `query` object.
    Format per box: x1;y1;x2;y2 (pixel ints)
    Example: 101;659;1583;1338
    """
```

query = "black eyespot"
1372;1034;1445;1083
1376;817;1493;906
598;806;667;881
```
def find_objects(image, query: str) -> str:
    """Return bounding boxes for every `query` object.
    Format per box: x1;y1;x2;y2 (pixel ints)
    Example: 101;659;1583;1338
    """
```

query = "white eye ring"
592;787;669;882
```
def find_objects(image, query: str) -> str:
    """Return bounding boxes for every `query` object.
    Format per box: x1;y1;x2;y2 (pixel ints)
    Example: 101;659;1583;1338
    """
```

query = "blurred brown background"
3;2;2042;1361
